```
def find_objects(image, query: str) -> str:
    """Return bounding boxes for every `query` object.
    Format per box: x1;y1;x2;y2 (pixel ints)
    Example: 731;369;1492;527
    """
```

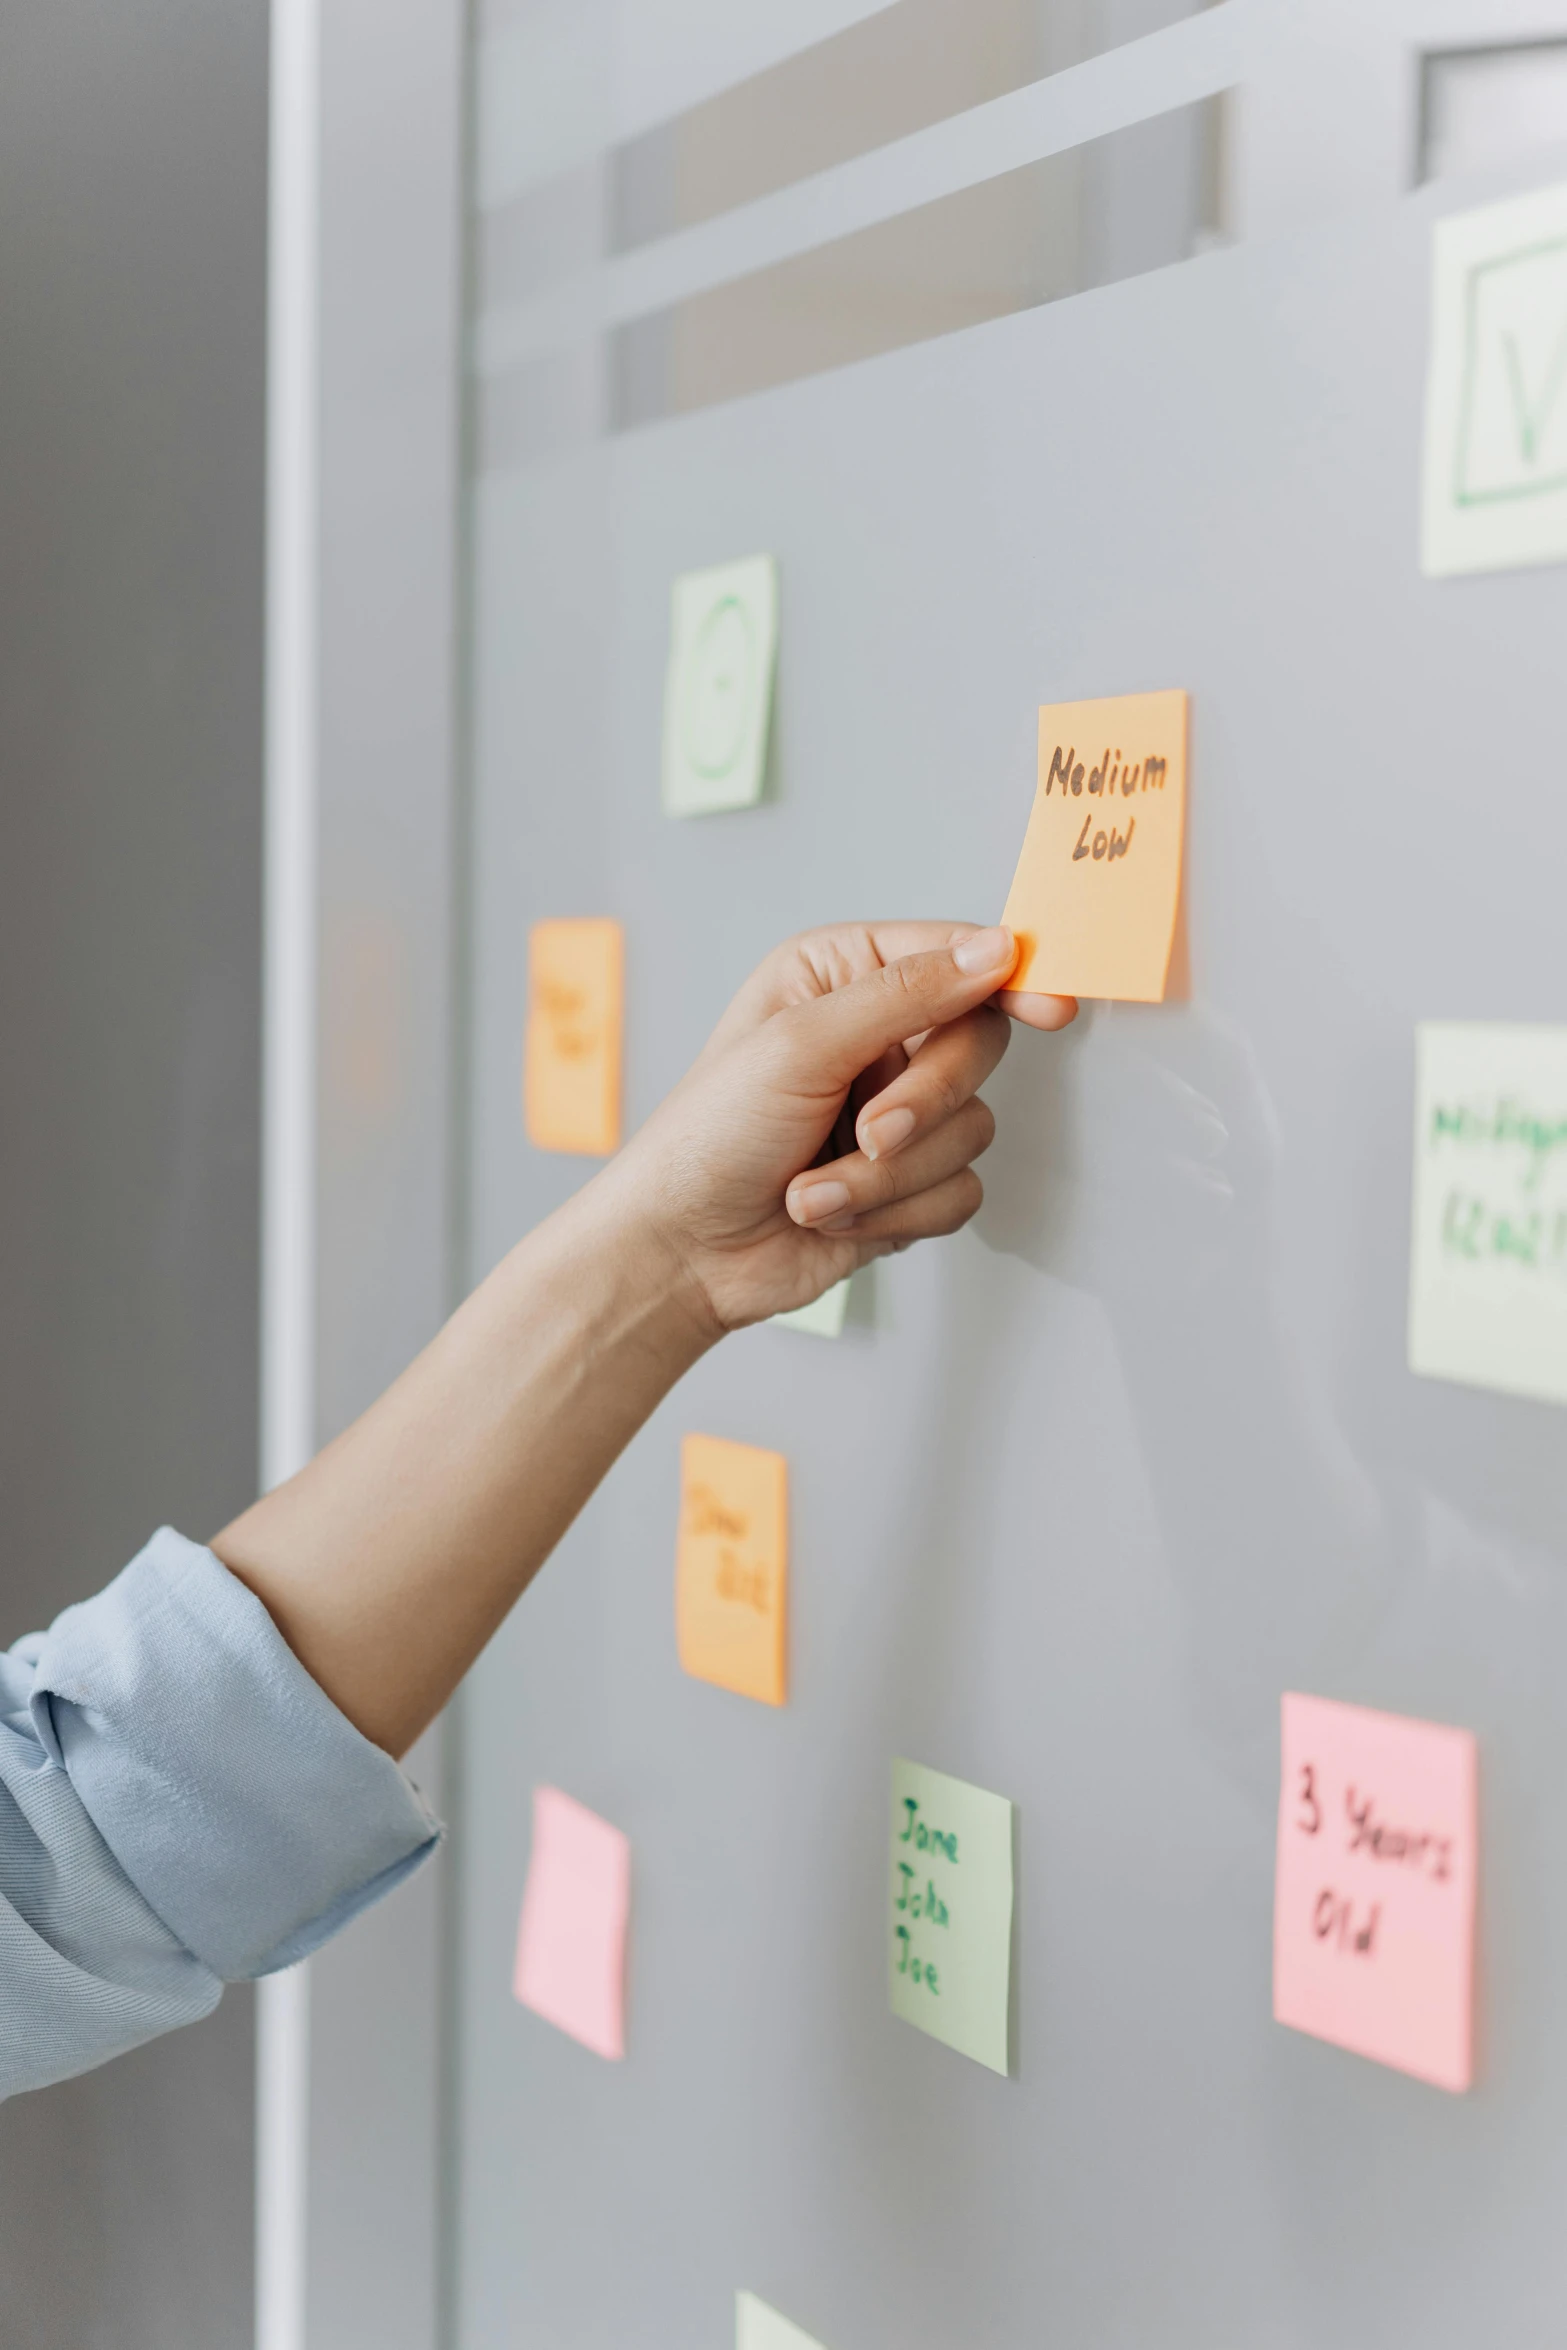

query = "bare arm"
211;922;1073;1756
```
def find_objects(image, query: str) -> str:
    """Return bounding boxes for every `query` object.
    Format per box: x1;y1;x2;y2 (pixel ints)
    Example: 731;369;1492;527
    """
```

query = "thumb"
779;926;1019;1092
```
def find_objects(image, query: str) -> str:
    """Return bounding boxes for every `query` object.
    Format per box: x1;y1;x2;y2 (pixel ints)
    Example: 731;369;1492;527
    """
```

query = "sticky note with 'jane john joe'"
890;1757;1013;2075
1001;690;1187;1002
676;1434;787;1706
1274;1693;1477;2092
524;918;623;1156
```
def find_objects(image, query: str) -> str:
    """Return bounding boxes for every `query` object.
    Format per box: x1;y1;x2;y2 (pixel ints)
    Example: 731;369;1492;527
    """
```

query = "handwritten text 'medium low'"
1044;741;1168;866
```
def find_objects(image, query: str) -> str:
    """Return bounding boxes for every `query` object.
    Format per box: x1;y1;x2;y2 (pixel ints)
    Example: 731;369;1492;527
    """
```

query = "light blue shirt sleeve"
0;1526;441;2100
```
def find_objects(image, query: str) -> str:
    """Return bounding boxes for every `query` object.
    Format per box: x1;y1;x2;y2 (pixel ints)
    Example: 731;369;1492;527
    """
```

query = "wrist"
561;1158;726;1365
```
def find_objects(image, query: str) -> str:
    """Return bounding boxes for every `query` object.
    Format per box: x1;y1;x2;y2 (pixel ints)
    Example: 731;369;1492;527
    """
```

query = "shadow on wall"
977;1002;1387;1757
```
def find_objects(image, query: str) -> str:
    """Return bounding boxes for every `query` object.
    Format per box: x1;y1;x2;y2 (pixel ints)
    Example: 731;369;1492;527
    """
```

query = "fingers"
708;920;1079;1059
787;1097;995;1230
853;1003;1009;1164
775;928;1019;1096
705;920;984;1049
847;1042;910;1131
846;1167;984;1249
997;986;1078;1033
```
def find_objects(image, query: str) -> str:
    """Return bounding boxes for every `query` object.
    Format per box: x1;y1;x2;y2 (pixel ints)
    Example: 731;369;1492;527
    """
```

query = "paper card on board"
1000;691;1187;1002
772;1277;851;1338
1423;180;1567;577
737;2290;828;2350
1409;1021;1567;1406
1273;1694;1477;2092
523;918;623;1156
889;1758;1013;2075
662;554;779;816
512;1786;631;2061
676;1434;788;1706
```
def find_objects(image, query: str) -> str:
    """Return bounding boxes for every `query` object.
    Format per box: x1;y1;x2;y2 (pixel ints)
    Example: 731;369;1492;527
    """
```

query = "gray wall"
0;3;267;2343
455;7;1567;2339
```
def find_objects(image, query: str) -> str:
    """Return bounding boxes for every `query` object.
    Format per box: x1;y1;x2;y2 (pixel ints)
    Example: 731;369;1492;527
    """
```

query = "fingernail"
788;1179;850;1225
953;925;1013;975
861;1105;915;1161
818;1210;857;1233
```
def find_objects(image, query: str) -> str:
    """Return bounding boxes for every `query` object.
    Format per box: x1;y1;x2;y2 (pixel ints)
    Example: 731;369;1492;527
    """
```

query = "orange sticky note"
1274;1693;1478;2093
675;1434;787;1706
524;918;622;1155
512;1786;630;2060
1000;690;1187;1002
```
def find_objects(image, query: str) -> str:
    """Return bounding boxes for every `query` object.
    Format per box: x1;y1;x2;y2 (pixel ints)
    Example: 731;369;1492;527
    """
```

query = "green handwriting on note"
889;1758;1013;2074
662;554;779;817
1424;180;1567;578
1409;1022;1567;1407
1429;1096;1567;1190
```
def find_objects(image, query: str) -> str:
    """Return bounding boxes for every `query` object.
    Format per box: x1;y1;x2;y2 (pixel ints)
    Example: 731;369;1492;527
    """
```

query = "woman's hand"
216;919;1073;1754
604;921;1076;1333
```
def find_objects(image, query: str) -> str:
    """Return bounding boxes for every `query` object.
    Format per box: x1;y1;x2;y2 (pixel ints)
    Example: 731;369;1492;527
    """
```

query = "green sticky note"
1409;1020;1567;1403
889;1757;1013;2075
662;554;779;816
771;1277;850;1339
737;2290;827;2350
1421;181;1567;578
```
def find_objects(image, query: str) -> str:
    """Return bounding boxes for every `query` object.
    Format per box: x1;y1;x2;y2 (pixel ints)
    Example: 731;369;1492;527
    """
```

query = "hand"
604;921;1076;1333
214;921;1074;1754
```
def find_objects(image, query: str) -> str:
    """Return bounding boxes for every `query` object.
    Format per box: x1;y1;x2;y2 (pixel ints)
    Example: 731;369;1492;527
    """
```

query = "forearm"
0;923;1034;2103
212;923;1035;1759
212;1171;718;1756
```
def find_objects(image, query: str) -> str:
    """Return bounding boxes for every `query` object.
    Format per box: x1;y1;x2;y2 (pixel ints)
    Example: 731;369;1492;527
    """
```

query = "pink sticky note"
512;1786;630;2061
1274;1693;1477;2092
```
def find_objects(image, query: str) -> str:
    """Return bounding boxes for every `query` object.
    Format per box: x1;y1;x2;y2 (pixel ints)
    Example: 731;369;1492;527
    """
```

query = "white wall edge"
257;0;320;2345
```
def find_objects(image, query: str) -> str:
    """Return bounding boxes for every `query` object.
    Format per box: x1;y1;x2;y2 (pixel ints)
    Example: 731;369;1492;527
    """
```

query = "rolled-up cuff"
28;1527;441;1979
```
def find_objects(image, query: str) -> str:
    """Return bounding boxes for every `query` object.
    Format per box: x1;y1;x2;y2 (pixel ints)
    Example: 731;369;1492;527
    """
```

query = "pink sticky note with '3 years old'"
1274;1694;1477;2092
513;1787;630;2060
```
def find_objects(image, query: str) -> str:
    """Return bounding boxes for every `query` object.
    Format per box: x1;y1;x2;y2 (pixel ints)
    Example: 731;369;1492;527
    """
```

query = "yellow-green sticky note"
890;1757;1013;2075
771;1277;850;1338
737;2290;827;2350
662;554;778;816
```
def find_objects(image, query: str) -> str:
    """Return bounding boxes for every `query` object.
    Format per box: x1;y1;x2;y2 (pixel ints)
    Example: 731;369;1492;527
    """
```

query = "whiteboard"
454;34;1567;2345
